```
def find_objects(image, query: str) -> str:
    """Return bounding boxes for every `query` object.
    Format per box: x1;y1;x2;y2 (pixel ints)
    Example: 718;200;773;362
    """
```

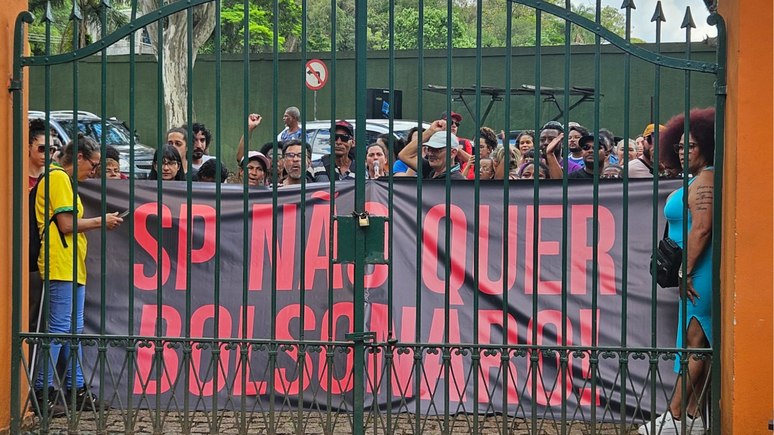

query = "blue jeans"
35;280;85;391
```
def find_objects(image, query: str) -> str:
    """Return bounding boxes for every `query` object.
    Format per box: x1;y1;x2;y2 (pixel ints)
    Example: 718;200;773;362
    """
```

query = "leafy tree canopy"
28;0;645;56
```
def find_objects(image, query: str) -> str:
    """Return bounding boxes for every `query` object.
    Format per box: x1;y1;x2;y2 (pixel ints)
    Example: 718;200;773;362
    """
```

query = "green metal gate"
11;0;726;434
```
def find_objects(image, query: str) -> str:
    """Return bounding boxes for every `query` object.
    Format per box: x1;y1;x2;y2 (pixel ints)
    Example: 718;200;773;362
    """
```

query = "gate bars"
11;0;726;434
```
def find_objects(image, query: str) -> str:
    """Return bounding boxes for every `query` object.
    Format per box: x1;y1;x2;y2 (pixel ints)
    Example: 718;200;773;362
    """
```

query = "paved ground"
22;410;643;434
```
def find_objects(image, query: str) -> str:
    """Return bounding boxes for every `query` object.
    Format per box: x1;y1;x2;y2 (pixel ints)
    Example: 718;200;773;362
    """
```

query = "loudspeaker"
366;88;402;119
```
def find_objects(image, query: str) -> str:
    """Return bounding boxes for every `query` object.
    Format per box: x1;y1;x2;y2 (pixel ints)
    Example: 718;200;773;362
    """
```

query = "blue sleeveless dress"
663;167;713;373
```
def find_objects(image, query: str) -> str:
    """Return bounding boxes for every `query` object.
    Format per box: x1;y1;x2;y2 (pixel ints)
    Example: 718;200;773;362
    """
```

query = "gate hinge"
715;85;727;95
345;332;376;343
8;79;23;92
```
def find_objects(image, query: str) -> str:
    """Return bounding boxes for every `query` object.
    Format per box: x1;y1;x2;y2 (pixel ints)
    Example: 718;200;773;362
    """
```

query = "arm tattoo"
694;184;714;211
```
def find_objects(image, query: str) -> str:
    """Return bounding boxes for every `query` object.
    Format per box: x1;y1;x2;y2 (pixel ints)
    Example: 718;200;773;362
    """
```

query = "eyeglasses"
284;152;303;160
335;133;351;142
673;142;698;153
85;157;100;170
157;159;179;168
452;122;460;127
601;173;622;179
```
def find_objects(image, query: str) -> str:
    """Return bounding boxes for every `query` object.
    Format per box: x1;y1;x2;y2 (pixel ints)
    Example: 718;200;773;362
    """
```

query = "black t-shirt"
567;168;595;179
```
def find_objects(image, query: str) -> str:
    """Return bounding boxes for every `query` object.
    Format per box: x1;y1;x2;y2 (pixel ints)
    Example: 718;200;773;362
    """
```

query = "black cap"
335;120;354;136
541;120;564;133
579;135;596;147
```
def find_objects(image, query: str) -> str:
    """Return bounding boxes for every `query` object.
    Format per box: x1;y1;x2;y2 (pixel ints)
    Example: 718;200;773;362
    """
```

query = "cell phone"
117;210;130;219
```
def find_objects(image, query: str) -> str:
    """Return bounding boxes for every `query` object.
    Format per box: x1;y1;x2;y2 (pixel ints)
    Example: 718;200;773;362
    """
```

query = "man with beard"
280;140;329;186
566;124;589;168
565;134;609;179
628;123;664;178
186;122;214;172
397;119;466;180
541;121;583;179
310;120;357;181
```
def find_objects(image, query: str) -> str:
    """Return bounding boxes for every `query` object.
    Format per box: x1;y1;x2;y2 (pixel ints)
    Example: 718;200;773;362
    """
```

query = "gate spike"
43;1;55;23
100;0;113;8
620;0;636;10
70;0;83;21
650;1;666;22
681;6;696;29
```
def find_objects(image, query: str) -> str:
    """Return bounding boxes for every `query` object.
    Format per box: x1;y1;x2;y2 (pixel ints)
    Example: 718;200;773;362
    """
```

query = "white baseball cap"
424;131;459;149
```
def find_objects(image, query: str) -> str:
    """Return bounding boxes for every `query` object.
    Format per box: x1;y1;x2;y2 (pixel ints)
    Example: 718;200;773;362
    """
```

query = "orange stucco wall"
1;1;30;433
717;0;774;434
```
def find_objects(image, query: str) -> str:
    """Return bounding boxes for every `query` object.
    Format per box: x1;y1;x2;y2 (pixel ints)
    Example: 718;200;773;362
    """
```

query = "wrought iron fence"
11;0;726;434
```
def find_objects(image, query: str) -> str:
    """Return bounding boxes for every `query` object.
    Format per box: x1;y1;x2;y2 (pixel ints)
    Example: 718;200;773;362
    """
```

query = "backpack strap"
37;167;71;249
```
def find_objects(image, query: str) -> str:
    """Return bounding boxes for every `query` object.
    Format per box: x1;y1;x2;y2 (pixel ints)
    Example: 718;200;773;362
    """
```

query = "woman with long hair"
149;145;186;181
639;107;716;435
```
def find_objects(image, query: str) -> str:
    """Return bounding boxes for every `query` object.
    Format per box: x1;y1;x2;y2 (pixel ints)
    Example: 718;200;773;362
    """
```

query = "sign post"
305;59;328;120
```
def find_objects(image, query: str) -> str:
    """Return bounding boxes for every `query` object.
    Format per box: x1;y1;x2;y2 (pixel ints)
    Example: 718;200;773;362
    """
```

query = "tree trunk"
140;0;216;130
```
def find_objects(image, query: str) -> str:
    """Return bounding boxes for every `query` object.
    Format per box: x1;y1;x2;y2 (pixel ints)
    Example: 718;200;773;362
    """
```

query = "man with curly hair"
187;122;214;172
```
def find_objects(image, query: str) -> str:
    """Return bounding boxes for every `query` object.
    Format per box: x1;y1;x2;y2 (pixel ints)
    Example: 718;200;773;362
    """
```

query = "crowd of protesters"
26;105;715;431
30;106;689;190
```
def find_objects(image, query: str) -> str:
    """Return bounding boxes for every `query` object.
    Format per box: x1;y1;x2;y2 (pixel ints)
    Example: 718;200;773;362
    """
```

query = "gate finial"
70;0;82;21
681;6;696;29
100;0;113;8
650;1;666;22
43;1;55;23
620;0;636;10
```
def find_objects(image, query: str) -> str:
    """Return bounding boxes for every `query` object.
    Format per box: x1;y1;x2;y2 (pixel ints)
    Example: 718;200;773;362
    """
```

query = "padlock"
358;212;370;227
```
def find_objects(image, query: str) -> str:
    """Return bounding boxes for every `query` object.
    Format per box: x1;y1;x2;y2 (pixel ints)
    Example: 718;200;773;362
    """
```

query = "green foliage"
201;0;301;53
393;7;475;50
304;1;355;52
27;0;129;53
28;0;645;55
304;0;641;51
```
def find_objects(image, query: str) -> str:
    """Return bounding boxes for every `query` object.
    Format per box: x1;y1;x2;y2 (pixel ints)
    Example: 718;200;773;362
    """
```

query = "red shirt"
29;175;39;191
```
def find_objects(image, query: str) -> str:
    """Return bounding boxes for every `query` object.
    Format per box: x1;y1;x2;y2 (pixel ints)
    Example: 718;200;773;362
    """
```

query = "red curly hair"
657;107;715;172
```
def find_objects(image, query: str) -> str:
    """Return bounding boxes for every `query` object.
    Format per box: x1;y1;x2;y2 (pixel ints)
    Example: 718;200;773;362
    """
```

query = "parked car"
304;119;430;161
28;110;155;178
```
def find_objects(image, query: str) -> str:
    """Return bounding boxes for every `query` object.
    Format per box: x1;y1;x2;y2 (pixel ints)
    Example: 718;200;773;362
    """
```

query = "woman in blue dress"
639;107;716;435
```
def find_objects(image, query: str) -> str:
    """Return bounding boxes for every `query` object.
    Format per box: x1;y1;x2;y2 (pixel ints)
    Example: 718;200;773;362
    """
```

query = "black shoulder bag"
650;223;682;288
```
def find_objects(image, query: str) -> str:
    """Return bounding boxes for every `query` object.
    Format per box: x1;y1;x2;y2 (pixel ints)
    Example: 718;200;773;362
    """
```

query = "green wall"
28;43;716;170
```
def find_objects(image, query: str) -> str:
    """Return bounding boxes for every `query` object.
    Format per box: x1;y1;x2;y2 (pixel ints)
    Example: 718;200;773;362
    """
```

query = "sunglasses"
580;143;606;151
335;133;351;142
35;145;58;154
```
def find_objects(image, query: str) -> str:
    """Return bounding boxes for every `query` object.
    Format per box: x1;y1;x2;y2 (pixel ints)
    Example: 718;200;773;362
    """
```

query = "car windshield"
58;119;130;146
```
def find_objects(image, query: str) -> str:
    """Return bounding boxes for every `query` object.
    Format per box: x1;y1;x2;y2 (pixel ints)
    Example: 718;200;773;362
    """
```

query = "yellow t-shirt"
36;164;87;285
